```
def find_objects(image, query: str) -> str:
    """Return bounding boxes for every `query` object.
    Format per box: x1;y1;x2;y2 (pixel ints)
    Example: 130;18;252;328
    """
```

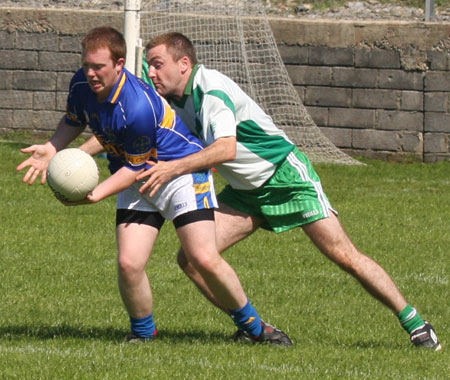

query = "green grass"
1;140;450;379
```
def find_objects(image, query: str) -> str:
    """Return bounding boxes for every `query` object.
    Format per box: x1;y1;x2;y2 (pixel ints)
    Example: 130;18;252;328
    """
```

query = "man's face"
147;44;186;100
82;47;124;102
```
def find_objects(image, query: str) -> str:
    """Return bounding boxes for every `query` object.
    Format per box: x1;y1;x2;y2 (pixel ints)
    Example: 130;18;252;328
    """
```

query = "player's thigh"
215;202;263;253
116;222;160;269
302;212;357;264
176;219;220;267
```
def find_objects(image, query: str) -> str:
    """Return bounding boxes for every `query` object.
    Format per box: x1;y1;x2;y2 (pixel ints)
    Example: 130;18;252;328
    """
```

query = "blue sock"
229;300;262;338
130;313;157;338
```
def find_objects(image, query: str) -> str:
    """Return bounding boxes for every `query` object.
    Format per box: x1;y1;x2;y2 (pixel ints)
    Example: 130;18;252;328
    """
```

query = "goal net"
137;0;359;165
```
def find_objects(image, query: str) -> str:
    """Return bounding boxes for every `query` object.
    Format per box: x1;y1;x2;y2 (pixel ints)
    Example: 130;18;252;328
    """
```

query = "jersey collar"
172;64;200;107
107;69;127;104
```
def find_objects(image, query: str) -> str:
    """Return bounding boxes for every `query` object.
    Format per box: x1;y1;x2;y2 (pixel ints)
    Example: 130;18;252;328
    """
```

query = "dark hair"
146;32;198;65
82;26;126;63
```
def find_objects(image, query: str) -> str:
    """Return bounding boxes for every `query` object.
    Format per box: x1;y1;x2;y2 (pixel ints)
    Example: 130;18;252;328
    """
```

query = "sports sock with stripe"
229;300;262;338
398;304;425;334
130;313;157;338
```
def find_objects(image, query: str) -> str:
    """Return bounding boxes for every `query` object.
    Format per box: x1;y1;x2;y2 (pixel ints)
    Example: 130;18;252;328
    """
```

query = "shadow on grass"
0;324;232;344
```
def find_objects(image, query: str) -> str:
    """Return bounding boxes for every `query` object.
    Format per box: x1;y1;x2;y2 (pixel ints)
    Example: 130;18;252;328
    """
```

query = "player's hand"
57;191;98;206
136;160;177;197
16;144;56;185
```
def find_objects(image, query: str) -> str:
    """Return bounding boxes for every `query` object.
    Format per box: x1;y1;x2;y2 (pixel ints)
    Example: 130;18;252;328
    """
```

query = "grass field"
1;139;449;379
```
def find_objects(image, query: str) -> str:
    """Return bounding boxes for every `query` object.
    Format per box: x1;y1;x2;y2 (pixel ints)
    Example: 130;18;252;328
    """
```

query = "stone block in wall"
353;129;399;151
285;65;332;86
305;106;328;126
57;72;74;91
378;70;423;91
376;110;423;131
56;92;68;112
16;32;58;51
355;49;401;69
0;31;15;49
14;71;57;91
39;52;80;72
277;45;308;65
0;109;13;130
424;92;449;112
305;86;351;107
399;132;423;153
424;132;448;153
320;126;352;148
428;50;450;71
424;112;450;133
59;35;83;53
425;71;450;92
308;47;353;66
329;107;375;129
13;109;62;131
0;90;33;109
332;67;377;88
0;50;38;70
352;88;398;110
33;92;56;111
401;91;423;111
0;71;13;90
293;85;305;102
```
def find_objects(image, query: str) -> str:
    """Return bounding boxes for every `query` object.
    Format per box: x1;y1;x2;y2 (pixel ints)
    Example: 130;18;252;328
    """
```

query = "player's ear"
116;57;126;70
179;56;190;74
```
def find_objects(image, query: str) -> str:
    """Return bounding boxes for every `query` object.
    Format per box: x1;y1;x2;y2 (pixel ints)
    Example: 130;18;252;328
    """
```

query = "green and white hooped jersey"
171;65;295;190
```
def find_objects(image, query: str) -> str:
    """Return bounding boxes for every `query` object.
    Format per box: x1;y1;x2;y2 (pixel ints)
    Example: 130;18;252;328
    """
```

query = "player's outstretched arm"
137;136;236;197
16;143;58;185
16;117;85;185
79;135;104;156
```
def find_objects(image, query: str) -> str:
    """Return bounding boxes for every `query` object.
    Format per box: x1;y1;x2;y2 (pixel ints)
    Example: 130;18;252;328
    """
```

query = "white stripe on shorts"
286;151;332;218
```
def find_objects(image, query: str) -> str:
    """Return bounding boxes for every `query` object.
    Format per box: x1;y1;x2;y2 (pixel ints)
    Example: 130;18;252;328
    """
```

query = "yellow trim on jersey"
110;72;127;104
203;196;210;208
160;103;175;129
194;182;211;194
125;150;153;167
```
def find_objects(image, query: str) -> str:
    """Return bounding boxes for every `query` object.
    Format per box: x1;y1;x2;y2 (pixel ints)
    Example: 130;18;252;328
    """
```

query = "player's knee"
189;252;221;275
118;254;145;279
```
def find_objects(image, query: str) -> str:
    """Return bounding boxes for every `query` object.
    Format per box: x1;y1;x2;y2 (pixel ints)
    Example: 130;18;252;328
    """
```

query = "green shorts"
217;147;336;233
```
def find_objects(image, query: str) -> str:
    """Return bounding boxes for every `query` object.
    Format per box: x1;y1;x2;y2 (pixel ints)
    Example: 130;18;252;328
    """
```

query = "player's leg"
174;209;291;345
177;202;263;311
116;209;164;341
303;212;407;312
303;212;442;350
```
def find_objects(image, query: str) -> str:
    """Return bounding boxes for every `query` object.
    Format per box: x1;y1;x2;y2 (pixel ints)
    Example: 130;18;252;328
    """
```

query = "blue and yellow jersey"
65;68;204;174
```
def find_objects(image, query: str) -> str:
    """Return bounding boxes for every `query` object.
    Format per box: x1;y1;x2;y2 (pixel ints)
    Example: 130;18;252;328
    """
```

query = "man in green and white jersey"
87;32;440;350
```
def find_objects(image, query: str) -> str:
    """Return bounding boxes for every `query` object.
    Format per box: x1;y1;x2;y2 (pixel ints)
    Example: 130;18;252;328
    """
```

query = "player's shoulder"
69;69;89;91
195;65;240;97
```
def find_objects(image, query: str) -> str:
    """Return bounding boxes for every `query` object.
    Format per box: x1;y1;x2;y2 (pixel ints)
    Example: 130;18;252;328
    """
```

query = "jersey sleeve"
65;69;89;128
201;91;237;140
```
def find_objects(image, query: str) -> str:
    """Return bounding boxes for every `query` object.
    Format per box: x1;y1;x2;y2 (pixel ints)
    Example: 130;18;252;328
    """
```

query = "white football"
47;148;99;202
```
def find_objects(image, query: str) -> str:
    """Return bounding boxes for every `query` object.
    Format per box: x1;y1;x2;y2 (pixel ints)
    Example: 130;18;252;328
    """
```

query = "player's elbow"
220;137;237;162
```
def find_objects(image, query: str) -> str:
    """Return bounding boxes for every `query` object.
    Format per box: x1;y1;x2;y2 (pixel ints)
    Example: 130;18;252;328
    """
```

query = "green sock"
398;304;425;334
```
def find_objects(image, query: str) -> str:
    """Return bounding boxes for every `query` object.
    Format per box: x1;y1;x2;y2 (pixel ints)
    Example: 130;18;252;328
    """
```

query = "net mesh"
139;0;359;164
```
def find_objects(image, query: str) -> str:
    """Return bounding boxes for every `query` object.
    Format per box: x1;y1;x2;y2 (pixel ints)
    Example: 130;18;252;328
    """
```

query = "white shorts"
117;170;218;221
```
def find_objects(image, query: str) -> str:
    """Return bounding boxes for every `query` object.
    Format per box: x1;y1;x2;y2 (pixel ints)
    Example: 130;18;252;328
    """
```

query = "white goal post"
123;0;360;165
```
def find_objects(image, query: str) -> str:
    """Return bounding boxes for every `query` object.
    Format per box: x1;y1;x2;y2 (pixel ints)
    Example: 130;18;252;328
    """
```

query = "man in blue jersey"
16;27;292;345
129;32;440;350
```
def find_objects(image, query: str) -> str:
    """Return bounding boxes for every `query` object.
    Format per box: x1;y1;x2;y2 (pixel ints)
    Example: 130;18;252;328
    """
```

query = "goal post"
124;0;360;165
124;0;142;76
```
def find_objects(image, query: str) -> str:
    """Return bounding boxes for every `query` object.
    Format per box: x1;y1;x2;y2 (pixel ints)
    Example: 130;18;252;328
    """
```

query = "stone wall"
1;7;449;162
271;18;450;162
